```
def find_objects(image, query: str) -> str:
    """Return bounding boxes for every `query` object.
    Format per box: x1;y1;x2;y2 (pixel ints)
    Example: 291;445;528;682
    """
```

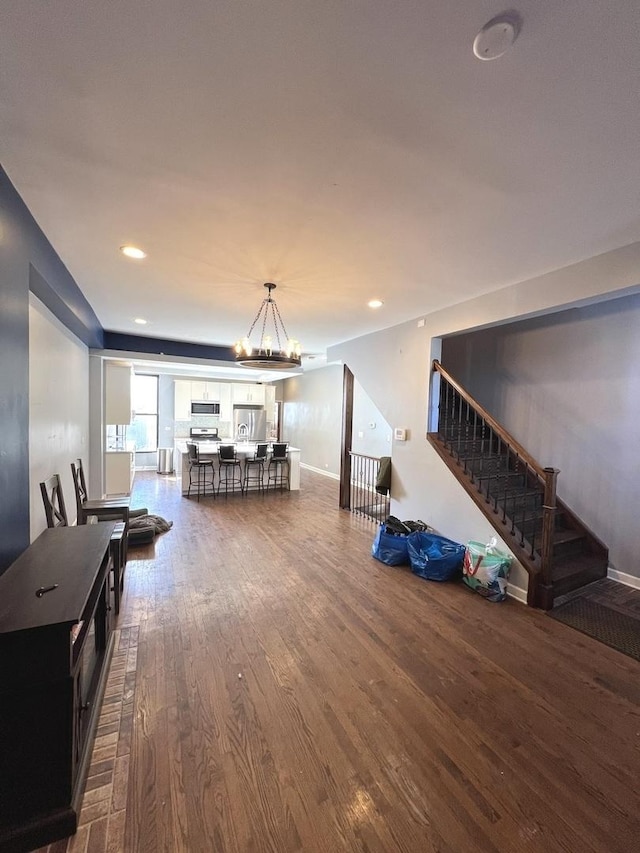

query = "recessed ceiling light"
120;245;147;259
134;318;148;325
368;299;384;309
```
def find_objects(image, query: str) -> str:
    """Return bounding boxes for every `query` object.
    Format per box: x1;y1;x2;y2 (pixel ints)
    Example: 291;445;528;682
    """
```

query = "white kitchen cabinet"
105;452;134;496
105;363;132;425
191;381;220;401
232;383;265;404
219;383;232;422
206;381;220;400
174;380;192;421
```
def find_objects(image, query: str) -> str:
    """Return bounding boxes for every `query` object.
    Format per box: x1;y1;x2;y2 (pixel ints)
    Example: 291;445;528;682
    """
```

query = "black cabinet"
0;523;116;853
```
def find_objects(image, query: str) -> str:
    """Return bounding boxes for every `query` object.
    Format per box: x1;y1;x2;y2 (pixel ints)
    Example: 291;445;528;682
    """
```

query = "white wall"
329;241;640;592
282;364;343;475
352;379;393;458
29;294;89;537
442;293;640;577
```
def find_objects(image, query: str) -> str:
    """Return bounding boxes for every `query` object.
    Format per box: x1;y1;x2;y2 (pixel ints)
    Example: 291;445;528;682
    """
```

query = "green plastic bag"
462;538;512;602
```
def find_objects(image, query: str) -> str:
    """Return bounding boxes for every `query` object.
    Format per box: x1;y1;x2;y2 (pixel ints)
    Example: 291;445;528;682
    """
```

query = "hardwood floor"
40;469;640;852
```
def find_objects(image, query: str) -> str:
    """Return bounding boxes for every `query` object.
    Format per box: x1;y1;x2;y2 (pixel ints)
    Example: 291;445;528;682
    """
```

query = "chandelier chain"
271;299;290;344
245;298;268;340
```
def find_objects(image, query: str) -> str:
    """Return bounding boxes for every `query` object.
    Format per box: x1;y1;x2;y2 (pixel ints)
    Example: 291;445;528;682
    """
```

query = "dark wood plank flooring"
40;469;640;852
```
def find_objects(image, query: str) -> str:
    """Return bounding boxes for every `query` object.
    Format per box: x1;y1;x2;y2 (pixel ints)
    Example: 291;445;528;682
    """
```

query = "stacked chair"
71;458;153;549
40;473;127;615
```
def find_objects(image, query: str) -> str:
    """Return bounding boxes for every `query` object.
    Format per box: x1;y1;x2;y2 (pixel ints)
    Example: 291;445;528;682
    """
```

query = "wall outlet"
358;430;364;439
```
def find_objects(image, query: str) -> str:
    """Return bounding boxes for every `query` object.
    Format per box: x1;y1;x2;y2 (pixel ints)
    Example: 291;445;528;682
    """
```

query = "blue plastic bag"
407;531;466;581
371;524;410;566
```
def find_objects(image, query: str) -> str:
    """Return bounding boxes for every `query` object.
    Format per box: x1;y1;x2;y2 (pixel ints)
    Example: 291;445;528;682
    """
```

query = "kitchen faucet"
237;423;249;440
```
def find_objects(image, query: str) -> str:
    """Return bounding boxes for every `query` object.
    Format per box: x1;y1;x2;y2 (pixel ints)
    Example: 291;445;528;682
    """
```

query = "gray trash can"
157;448;174;474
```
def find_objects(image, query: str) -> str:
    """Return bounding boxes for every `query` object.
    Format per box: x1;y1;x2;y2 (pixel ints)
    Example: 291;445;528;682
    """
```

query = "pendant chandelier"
234;282;302;369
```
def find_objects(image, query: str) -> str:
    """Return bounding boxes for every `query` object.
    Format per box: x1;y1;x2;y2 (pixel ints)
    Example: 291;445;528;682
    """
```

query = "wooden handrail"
348;451;383;462
433;360;547;483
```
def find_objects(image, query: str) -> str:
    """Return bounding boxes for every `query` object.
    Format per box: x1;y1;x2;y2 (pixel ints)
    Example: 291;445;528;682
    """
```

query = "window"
129;374;158;452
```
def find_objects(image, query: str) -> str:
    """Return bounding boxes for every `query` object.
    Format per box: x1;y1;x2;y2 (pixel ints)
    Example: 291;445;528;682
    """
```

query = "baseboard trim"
607;567;640;590
300;463;340;480
507;584;528;605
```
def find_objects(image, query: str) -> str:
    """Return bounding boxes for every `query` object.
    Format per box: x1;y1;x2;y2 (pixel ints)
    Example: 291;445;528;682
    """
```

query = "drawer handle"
35;584;58;597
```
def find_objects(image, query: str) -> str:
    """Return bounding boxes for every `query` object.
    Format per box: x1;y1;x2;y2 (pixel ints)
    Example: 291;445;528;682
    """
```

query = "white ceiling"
3;1;640;359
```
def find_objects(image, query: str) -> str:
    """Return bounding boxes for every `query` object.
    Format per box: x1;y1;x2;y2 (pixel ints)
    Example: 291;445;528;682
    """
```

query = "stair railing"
432;360;558;591
348;452;391;522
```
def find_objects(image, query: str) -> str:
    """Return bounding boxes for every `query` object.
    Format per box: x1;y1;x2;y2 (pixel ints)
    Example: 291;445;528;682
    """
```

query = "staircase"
427;361;608;609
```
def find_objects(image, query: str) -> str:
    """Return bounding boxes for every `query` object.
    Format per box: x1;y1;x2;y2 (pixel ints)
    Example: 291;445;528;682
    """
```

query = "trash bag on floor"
462;538;512;602
407;531;466;581
372;517;436;567
372;522;410;566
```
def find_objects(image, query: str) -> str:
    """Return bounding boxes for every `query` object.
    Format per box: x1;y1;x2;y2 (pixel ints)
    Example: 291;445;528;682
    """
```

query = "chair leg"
217;463;242;497
243;461;265;494
110;529;125;615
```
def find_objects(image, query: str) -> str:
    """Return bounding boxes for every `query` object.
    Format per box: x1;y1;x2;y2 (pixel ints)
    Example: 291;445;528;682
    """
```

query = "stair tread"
552;553;608;584
553;528;584;545
476;471;525;481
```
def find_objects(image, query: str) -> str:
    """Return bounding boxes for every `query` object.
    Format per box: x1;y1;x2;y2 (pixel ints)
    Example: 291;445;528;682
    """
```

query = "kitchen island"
175;442;301;495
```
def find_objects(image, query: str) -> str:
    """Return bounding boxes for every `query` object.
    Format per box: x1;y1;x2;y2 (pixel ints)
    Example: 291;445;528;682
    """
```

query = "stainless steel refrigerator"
233;406;267;441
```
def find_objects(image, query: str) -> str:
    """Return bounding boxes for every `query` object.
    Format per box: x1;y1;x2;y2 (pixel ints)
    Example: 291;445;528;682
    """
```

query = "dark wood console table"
0;522;116;853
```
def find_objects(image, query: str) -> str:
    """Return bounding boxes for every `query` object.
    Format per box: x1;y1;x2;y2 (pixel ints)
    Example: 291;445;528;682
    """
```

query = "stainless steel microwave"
191;401;220;415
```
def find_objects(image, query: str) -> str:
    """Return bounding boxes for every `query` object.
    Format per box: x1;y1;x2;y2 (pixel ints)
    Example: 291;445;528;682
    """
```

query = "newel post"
339;365;354;509
538;467;559;609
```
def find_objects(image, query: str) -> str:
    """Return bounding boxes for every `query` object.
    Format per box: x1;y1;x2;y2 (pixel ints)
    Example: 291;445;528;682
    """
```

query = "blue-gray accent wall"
103;332;234;363
0;166;104;573
0;166;239;572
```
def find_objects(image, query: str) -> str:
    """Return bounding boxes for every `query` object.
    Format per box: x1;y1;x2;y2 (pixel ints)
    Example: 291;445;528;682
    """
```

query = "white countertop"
176;441;299;453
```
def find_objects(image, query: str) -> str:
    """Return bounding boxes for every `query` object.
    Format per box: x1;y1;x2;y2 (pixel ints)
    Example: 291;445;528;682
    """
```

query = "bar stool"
267;442;290;491
186;442;215;500
217;444;244;497
243;442;268;494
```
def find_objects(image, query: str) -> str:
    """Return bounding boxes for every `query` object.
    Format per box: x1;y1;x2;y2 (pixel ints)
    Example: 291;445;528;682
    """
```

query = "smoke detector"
473;12;522;61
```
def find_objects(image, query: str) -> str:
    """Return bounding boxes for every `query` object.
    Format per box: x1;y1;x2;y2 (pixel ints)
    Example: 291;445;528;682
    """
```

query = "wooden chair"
40;473;126;615
71;458;131;524
39;474;69;529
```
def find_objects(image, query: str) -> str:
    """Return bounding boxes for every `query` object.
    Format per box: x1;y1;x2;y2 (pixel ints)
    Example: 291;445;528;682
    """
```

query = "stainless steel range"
189;427;221;441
